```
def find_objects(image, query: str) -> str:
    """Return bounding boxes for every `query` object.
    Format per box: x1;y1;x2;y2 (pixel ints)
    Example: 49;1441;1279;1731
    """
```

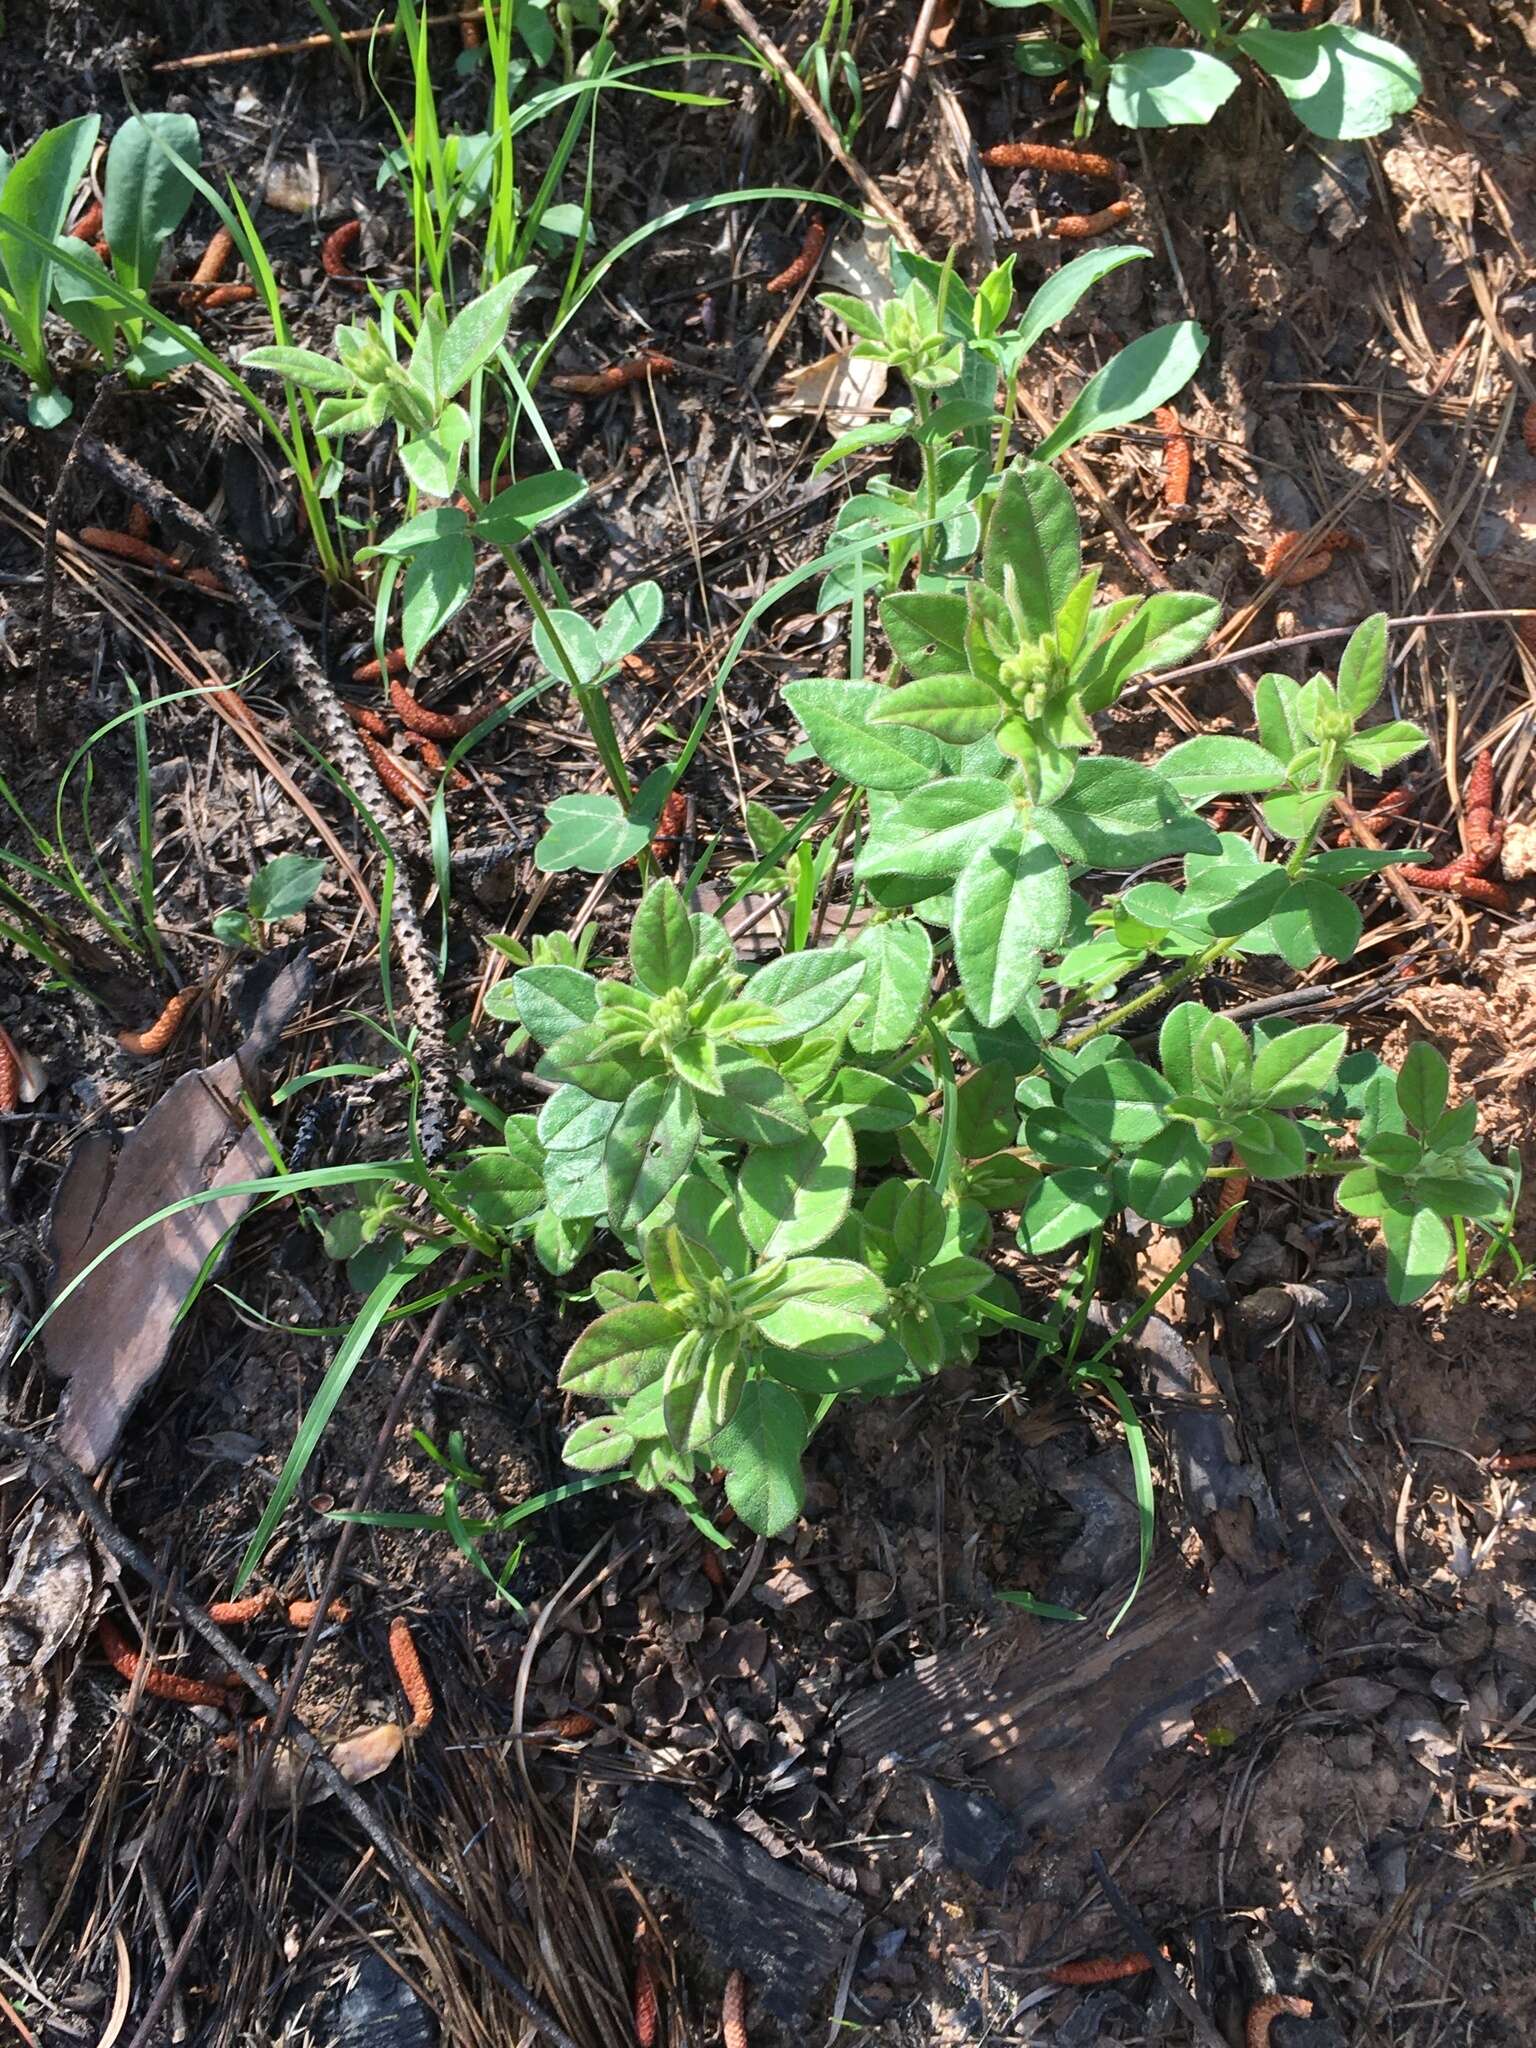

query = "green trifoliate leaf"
1250;1024;1347;1108
1017;1169;1115;1254
1106;47;1241;128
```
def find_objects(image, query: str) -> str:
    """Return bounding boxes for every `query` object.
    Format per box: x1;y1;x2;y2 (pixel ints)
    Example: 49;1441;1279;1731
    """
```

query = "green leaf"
1065;1058;1173;1144
538;1085;620;1155
1236;24;1420;141
243;342;356;390
562;1301;685;1399
1076;592;1222;714
444;1139;545;1232
605;1076;701;1234
857;779;1015;885
710;1381;808;1536
1267;877;1361;968
1158;1002;1211;1095
397;528;475;664
881;590;970;678
784;680;943;791
1119;1122;1209;1221
738;1118;856;1257
1014;247;1151;359
533;606;603;686
820;1066;922;1132
1022;1105;1113;1168
1017;1169;1114;1254
848;920;933;1055
982;462;1081;637
893;1182;947;1267
872;672;1001;745
1036;758;1216;870
1228;1108;1307;1179
0;116;100;380
473;467;587;548
535;793;650;873
1035;322;1207;463
1013;38;1073;76
1107;47;1241;128
562;1415;635;1472
955;1061;1016;1157
1250;1024;1347;1108
103;112;201;293
513;965;600;1044
1336;611;1388;719
1193;1011;1250;1094
1165;0;1221;35
398;405;470;499
1156;736;1287;802
741;950;869;1040
696;1048;811;1147
1396;1040;1448;1132
597;581;664;665
952;823;1070;1028
246;853;326;922
433;268;534;403
1379;1204;1450;1305
630;880;695;994
1343;720;1427;776
756;1258;887;1354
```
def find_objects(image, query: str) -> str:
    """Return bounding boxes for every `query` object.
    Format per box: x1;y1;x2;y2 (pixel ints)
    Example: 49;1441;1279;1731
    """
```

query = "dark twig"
1089;1852;1228;2048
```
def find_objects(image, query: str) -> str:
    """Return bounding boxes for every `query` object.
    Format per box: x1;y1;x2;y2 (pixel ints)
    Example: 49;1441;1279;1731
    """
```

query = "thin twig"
1089;1852;1228;2048
885;0;944;131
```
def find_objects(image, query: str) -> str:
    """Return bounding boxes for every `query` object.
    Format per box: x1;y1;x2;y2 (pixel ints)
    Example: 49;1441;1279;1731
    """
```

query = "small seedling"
213;854;327;950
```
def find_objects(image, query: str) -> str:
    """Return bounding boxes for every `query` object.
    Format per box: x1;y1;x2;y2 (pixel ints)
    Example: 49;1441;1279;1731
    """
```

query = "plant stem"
498;544;633;803
1062;937;1229;1051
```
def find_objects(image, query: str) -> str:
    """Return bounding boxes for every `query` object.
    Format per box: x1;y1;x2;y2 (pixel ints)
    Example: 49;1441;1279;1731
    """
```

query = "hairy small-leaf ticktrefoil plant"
432;457;1515;1545
998;0;1420;142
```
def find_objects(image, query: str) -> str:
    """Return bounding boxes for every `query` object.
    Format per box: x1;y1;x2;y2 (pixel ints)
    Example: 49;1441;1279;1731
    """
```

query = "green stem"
1062;937;1230;1051
911;388;940;573
498;544;633;803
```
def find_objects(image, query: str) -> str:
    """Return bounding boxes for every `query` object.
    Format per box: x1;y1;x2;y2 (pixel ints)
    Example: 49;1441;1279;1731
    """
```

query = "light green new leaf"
872;672;1001;745
474;468;588;548
630;880;695;994
1379;1204;1450;1305
1014;246;1151;359
982;462;1081;636
1395;1040;1449;1132
849;920;933;1054
1107;47;1241;128
433;268;534;403
1157;736;1288;802
597;581;665;665
738;1117;856;1257
535;794;650;873
1336;611;1388;719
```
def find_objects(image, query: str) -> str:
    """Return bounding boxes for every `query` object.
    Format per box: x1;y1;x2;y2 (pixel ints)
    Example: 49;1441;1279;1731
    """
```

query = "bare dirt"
2;1;1535;2045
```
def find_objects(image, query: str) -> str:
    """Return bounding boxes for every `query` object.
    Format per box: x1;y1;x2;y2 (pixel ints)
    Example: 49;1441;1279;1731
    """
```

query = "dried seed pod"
1215;1154;1248;1260
1246;1994;1313;2048
0;1026;19;1115
388;1616;434;1734
650;789;688;865
1047;1951;1158;1985
127;503;153;542
1051;200;1134;240
389;676;480;740
345;700;391;739
362;731;429;810
981;141;1120;184
548;351;677;396
97;1619;241;1709
118;984;202;1057
765;217;828;294
321;217;363;284
722;1970;748;2048
1155;404;1190;509
79;526;183;574
352;647;410;684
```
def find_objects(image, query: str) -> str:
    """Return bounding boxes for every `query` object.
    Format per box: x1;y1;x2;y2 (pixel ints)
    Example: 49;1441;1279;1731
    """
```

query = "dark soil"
2;2;1535;2045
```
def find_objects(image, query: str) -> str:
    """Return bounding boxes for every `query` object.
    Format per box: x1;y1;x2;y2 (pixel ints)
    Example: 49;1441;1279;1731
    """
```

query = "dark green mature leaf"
103;113;201;292
1065;1058;1173;1144
0;115;100;380
1119;1122;1208;1220
1228;1108;1307;1179
605;1076;700;1233
697;1048;811;1147
1379;1204;1450;1305
848;920;933;1054
1017;1169;1114;1254
1014;247;1151;358
982;462;1080;635
710;1381;809;1535
1158;1002;1211;1095
1036;323;1207;463
561;1302;685;1399
1236;24;1420;140
873;672;1001;745
784;680;943;791
881;590;970;678
248;854;326;921
952;823;1070;1027
1250;1024;1346;1107
1396;1040;1448;1132
1037;758;1216;870
1266;877;1361;968
513;965;599;1043
447;1141;545;1231
858;779;1015;885
474;467;588;547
